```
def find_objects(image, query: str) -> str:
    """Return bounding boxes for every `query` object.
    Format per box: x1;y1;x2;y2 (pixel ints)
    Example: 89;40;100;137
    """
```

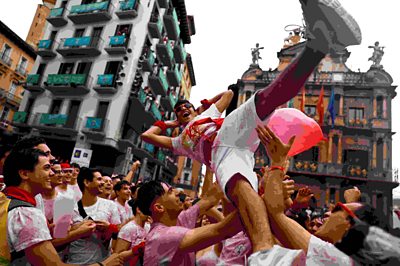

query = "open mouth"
183;111;190;118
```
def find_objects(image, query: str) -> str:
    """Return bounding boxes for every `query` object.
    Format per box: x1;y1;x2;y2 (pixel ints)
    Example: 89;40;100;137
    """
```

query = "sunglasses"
174;103;193;113
332;202;358;223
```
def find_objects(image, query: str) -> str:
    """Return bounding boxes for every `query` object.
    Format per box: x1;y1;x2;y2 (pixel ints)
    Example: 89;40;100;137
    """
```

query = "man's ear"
83;178;91;189
153;203;164;214
18;169;30;181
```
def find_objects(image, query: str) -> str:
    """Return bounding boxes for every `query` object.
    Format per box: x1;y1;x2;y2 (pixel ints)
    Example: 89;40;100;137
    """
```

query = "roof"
0;20;37;59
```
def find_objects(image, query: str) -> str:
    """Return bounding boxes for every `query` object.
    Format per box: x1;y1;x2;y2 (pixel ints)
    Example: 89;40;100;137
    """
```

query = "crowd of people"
1;0;400;265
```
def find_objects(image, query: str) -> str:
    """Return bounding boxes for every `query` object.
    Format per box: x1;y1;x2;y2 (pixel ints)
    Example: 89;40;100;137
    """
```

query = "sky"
1;0;400;195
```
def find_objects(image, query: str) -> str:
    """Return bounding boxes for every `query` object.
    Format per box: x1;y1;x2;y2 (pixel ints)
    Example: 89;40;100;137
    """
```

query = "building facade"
0;21;36;137
237;37;398;226
13;0;196;182
26;0;57;50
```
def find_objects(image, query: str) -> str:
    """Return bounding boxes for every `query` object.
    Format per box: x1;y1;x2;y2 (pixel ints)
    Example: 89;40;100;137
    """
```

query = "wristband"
108;223;119;234
153;120;167;133
200;99;212;109
132;241;146;255
269;166;285;173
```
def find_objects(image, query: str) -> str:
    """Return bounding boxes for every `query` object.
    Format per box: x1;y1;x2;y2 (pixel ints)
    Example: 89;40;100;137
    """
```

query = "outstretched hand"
295;187;314;206
256;125;295;166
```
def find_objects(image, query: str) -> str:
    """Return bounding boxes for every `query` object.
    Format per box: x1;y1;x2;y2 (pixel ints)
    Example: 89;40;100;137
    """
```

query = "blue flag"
328;89;335;128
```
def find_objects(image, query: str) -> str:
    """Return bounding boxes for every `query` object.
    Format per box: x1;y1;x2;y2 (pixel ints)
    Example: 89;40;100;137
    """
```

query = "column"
328;134;333;163
372;141;377;168
383;97;387;119
339;95;343;115
383;140;387;170
373;97;377;118
337;135;342;164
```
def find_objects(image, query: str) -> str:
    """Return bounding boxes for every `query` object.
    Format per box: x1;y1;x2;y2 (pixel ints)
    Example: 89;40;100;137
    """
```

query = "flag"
328;88;336;128
317;86;325;125
300;86;305;112
288;98;294;108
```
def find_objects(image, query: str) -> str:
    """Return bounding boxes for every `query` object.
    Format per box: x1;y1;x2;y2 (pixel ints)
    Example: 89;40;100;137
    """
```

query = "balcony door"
58;63;75;74
65;100;81;129
91;27;103;47
95;101;109;131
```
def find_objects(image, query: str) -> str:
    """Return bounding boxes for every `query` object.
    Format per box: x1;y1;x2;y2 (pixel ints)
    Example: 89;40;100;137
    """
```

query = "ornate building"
237;32;398;226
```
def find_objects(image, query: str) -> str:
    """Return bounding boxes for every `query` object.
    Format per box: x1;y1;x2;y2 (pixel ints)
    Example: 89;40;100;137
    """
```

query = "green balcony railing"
159;70;169;93
157;150;166;162
169;92;178;108
179;40;186;60
166;41;174;60
144;142;155;153
172;9;181;36
138;89;147;104
156;19;163;33
26;74;40;85
97;74;114;86
119;0;136;10
40;113;68;125
70;1;109;14
13;111;27;123
63;36;92;47
109;35;126;46
49;7;65;17
147;50;155;66
38;39;53;49
85;117;103;129
174;65;182;83
47;74;87;86
151;103;162;120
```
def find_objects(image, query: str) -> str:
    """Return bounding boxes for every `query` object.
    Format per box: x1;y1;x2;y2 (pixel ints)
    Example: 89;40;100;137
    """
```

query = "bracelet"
200;99;212;108
269;166;285;173
153;120;167;133
97;262;104;266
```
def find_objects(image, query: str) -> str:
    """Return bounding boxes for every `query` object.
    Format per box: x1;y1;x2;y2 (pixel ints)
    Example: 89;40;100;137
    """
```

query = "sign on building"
70;147;92;168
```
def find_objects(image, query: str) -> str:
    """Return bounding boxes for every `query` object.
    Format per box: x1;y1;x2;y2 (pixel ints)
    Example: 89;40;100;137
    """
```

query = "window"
377;96;383;118
74;29;85;38
9;82;18;96
305;105;316;117
58;63;75;74
349;107;364;121
0;44;12;64
183;173;190;185
185;158;192;168
49;99;63;114
76;62;92;74
0;107;10;121
17;57;28;73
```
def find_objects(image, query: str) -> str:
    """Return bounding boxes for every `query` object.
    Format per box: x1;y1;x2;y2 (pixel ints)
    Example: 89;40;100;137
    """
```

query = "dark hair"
77;167;101;192
192;198;201;205
114;180;130;192
173;99;194;111
3;149;48;187
136;181;166;216
52;160;61;165
0;145;12;159
128;199;138;216
13;136;46;151
70;162;80;169
178;192;187;203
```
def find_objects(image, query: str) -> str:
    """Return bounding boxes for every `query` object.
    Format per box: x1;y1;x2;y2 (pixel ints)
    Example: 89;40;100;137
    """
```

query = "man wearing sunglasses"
142;0;361;262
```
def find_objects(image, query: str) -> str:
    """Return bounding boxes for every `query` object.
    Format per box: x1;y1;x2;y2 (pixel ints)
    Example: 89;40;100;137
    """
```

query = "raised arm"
196;90;234;115
256;125;311;252
124;160;141;183
141;120;179;149
179;210;242;253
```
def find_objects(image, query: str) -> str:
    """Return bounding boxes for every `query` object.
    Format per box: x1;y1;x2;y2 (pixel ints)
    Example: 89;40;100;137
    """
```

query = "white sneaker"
248;245;306;266
300;0;362;53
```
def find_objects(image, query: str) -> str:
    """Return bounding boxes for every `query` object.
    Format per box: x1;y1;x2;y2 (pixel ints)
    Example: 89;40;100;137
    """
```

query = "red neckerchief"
4;186;37;206
186;117;224;143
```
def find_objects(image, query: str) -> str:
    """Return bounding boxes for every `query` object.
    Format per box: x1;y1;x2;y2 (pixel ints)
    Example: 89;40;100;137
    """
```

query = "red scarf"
4;187;37;206
186;117;224;143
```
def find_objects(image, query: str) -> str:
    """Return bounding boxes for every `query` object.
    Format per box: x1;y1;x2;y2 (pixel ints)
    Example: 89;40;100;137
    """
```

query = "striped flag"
328;88;336;128
317;86;324;125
